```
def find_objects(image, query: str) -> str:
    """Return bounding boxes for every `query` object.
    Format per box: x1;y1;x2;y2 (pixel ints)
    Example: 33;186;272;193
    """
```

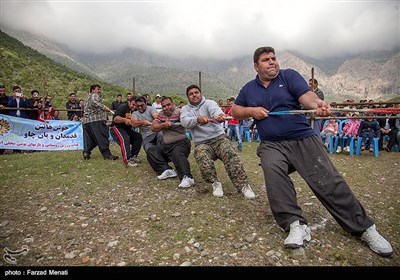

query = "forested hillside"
0;30;129;108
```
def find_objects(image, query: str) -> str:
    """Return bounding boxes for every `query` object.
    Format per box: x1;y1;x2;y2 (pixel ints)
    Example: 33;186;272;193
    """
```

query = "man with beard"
180;85;255;199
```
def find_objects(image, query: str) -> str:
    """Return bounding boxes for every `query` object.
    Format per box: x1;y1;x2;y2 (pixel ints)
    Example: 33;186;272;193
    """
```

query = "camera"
16;92;23;97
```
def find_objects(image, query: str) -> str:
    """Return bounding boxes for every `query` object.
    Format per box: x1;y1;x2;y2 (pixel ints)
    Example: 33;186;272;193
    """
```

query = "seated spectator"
341;114;361;152
358;113;380;152
53;110;60;120
320;118;338;149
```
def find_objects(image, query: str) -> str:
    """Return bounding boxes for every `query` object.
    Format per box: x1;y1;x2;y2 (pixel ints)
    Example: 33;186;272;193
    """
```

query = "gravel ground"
0;143;399;267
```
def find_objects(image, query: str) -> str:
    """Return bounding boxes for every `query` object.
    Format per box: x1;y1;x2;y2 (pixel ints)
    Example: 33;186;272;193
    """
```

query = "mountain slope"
0;30;129;107
2;27;399;102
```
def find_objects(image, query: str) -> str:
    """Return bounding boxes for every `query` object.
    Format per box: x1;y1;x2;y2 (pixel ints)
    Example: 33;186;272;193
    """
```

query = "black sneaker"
83;153;91;160
104;155;119;160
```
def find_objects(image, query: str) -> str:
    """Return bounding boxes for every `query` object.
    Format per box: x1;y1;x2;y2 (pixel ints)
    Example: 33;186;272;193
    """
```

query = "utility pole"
311;67;315;89
310;68;315;129
199;71;202;89
132;78;136;96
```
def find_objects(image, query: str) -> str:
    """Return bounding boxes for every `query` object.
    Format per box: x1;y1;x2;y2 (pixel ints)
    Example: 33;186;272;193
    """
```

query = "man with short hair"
112;94;123;111
66;92;81;121
308;78;325;134
224;97;242;151
131;96;177;180
152;94;163;112
0;84;8;155
0;84;9;115
8;85;29;119
81;84;119;161
152;96;194;188
231;46;392;257
180;85;255;199
110;98;142;167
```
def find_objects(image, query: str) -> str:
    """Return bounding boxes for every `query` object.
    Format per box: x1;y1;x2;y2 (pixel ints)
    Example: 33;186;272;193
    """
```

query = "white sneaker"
284;220;311;248
127;158;138;167
178;176;195;188
241;185;255;199
212;181;223;198
131;155;141;163
344;146;350;152
361;224;393;257
336;146;342;153
157;169;177;180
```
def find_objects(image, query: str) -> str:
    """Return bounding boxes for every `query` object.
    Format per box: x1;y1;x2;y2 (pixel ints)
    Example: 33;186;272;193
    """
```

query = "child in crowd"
341;114;361;152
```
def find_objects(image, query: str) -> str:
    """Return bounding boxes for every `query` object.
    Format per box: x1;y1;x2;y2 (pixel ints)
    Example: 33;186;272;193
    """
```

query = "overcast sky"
1;0;399;60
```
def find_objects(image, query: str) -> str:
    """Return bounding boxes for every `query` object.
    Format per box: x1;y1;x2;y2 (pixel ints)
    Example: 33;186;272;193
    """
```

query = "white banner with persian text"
0;114;83;150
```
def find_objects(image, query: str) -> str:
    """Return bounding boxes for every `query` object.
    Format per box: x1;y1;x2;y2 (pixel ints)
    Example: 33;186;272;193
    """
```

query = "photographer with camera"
8;85;29;119
27;89;42;120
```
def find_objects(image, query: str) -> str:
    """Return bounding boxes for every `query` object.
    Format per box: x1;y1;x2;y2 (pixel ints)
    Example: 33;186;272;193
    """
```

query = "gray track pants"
257;135;374;234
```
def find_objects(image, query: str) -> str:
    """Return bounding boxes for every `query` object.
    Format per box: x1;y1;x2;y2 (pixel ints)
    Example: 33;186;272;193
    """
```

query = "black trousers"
144;133;191;179
257;135;374;234
83;120;112;158
110;126;143;164
162;138;192;180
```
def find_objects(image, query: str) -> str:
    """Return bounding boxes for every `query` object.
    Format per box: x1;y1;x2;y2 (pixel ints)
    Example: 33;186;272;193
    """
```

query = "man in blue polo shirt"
231;46;392;257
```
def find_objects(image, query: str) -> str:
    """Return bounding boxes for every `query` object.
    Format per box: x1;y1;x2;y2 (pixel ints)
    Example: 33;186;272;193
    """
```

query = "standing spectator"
152;94;163;112
180;85;255;199
66;92;81;121
125;92;133;104
8;85;29;119
224;97;243;151
27;90;41;120
231;46;392;257
143;94;152;106
0;84;8;155
81;84;119;161
308;78;324;134
44;95;53;108
0;84;8;115
111;94;123;111
110;98;143;167
308;79;324;100
78;99;85;119
152;96;194;188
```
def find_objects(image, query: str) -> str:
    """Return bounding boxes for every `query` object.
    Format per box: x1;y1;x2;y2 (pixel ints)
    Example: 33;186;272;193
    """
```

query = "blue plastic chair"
355;137;379;157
